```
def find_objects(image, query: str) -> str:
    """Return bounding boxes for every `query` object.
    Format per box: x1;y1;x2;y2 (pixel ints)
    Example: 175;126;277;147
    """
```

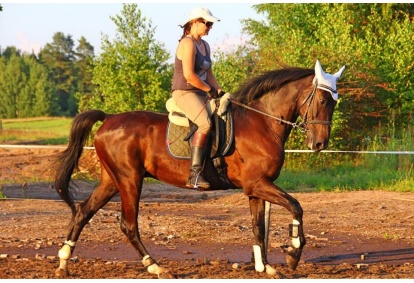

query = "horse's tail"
54;110;107;218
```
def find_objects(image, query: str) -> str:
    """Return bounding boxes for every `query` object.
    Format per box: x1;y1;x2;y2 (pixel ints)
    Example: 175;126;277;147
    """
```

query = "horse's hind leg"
249;197;277;275
116;176;175;279
55;171;118;277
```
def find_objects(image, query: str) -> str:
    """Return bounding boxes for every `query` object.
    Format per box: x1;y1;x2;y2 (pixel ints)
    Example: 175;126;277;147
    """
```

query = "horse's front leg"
283;196;306;270
247;180;306;271
249;197;277;275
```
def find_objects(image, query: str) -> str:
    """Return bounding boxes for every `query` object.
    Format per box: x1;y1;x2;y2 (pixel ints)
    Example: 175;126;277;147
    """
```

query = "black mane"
234;67;314;104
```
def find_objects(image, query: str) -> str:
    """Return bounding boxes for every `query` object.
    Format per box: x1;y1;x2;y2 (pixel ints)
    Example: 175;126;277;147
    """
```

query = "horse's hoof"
158;271;176;279
55;268;69;277
286;248;302;270
265;264;277;275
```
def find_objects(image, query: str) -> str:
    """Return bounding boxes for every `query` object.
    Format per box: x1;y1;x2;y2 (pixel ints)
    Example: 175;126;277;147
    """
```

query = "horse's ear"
314;60;324;77
333;65;346;81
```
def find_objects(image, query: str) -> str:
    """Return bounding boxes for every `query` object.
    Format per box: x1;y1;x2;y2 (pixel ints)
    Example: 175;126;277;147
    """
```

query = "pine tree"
39;32;77;116
74;36;95;114
0;53;27;118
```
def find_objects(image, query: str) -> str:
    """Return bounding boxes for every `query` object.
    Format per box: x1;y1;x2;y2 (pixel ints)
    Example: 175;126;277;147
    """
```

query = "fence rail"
1;144;414;154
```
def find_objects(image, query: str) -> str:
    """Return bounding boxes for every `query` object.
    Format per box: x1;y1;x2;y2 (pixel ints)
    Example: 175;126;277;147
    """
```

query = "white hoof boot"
56;241;75;277
253;245;265;272
291;219;301;248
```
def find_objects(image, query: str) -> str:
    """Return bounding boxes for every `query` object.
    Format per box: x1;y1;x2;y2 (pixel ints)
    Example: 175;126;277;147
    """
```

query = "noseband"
229;77;333;132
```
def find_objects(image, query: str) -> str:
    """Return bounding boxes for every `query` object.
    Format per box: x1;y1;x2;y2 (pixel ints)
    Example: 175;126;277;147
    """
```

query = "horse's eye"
320;99;326;105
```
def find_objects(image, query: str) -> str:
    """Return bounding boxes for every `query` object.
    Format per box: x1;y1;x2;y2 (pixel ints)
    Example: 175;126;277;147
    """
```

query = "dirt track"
0;147;413;279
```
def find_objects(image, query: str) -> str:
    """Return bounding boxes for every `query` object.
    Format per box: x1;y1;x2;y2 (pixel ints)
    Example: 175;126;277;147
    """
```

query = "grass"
0;117;71;144
278;125;414;193
277;160;414;193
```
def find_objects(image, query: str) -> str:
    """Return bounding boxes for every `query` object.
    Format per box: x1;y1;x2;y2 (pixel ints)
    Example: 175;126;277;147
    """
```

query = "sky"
0;1;267;62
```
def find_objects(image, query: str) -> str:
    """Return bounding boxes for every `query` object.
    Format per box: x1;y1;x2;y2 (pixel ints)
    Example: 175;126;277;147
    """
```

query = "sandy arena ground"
0;147;413;279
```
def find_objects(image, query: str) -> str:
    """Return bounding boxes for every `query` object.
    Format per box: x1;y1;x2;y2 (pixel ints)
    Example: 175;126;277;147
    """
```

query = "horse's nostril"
316;142;325;151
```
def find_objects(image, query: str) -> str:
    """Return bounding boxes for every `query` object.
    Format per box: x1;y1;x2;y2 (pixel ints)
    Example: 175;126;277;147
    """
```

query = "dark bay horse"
54;60;345;278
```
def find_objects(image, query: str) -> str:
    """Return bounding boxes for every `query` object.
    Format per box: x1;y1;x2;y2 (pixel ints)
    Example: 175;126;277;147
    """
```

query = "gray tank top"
171;37;212;91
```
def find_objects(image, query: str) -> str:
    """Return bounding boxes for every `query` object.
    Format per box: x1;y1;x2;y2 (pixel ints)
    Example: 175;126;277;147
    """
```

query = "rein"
229;80;332;132
230;99;303;130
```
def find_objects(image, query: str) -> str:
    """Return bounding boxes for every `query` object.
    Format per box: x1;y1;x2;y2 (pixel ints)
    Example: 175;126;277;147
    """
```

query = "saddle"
166;93;233;159
166;94;234;187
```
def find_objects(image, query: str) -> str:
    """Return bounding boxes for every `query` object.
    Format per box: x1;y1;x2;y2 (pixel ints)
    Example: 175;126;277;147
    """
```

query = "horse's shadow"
308;248;414;265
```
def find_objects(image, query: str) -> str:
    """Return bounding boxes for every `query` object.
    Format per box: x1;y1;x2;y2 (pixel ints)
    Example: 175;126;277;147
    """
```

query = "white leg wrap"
253;245;265;272
143;255;165;275
64;240;76;247
58;243;73;260
291;219;301;248
142;255;152;266
57;241;75;272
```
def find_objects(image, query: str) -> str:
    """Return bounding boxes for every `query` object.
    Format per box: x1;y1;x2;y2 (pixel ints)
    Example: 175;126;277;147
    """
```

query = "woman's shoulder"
176;37;196;59
178;36;196;50
180;36;194;44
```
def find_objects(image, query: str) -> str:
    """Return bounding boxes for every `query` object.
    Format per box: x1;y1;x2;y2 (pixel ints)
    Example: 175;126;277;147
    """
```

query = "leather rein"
229;79;332;132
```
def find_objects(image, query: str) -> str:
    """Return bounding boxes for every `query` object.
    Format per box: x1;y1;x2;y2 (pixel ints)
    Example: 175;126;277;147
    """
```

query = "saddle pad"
166;123;192;159
166;110;234;159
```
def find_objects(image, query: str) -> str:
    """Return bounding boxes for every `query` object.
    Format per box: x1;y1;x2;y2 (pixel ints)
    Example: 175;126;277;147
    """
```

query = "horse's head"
300;60;345;152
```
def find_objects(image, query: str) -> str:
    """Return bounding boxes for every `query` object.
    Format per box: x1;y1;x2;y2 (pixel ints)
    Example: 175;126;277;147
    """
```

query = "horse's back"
94;110;168;150
98;110;167;134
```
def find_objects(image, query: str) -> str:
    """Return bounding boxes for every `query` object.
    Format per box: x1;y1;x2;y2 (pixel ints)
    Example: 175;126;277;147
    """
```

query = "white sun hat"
181;7;220;26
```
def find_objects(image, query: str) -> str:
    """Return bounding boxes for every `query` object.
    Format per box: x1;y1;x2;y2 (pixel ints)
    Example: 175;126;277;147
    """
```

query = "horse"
54;60;345;278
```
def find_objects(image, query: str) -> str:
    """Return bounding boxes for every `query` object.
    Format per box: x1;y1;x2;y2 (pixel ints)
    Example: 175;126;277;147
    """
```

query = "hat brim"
182;16;220;27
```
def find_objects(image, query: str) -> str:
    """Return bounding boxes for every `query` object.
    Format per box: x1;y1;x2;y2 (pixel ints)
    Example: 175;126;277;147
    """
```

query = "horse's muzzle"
307;134;329;152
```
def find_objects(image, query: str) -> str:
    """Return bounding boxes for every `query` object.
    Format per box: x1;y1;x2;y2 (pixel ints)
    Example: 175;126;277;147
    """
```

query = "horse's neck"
250;87;304;143
254;91;300;124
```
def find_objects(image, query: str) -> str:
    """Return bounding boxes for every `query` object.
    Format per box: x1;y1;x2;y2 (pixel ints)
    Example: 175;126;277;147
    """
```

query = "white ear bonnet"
312;60;346;101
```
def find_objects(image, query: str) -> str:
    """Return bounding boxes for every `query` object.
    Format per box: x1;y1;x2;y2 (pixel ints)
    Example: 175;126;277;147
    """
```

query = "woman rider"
171;7;225;190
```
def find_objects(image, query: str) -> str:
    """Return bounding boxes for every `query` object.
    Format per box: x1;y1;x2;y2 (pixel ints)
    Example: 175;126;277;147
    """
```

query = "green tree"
0;53;27;118
25;56;57;117
85;4;172;113
39;32;77;116
0;50;57;118
0;56;8;118
242;3;414;150
74;36;95;114
1;46;21;60
213;44;258;94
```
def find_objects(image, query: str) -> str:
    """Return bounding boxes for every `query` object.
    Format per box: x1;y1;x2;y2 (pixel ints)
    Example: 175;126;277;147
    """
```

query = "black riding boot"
186;133;210;190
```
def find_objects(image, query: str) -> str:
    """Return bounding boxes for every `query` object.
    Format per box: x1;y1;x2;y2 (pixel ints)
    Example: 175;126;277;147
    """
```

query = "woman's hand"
208;87;225;99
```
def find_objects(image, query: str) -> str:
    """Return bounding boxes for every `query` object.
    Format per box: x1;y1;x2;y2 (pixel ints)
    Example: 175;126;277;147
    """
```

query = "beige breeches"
172;90;212;135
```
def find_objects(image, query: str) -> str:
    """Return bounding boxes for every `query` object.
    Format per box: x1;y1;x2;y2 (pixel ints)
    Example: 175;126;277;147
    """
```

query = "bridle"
298;78;333;129
229;78;334;132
